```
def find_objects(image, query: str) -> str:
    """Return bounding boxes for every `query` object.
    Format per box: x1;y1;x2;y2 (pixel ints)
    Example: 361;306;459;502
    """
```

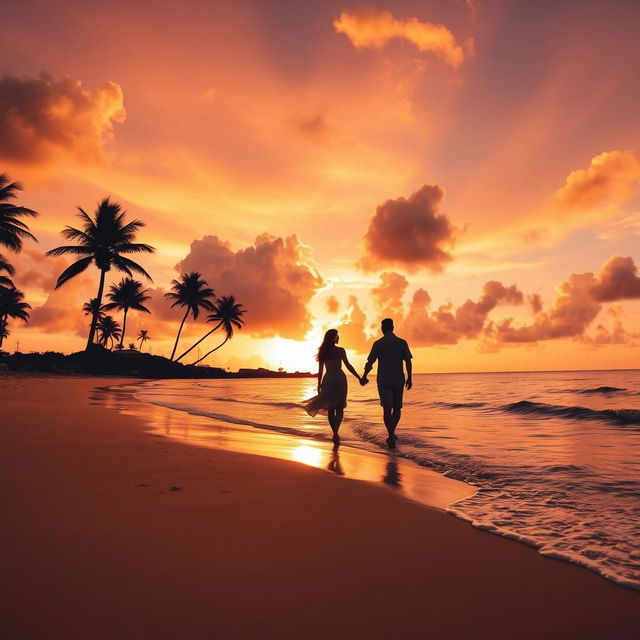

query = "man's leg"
391;407;402;428
383;407;397;448
383;406;394;433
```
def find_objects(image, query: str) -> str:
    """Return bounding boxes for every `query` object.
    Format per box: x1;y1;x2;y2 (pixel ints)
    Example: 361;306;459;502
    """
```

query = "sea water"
134;370;640;590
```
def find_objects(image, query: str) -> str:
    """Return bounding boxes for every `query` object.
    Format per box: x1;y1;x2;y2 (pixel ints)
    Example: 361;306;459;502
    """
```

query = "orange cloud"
11;247;67;292
176;234;323;340
334;8;466;67
371;271;408;319
27;271;95;336
528;293;543;314
591;256;640;302
583;305;639;346
360;184;456;273
0;72;125;164
554;150;640;211
488;273;600;344
399;280;523;346
325;295;340;314
336;295;371;352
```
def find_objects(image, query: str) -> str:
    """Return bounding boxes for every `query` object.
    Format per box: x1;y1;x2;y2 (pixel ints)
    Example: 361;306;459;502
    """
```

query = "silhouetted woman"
303;329;362;443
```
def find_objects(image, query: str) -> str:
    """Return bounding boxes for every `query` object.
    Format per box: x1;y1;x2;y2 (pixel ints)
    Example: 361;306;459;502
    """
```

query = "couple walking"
304;318;412;448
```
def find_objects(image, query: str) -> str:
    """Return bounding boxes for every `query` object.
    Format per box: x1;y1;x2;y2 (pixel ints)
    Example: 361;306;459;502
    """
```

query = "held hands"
360;376;369;386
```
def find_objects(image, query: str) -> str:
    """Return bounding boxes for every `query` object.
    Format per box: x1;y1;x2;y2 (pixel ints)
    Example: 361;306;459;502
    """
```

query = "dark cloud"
289;114;332;141
176;234;323;340
360;184;456;273
528;293;543;314
0;72;125;163
591;256;640;301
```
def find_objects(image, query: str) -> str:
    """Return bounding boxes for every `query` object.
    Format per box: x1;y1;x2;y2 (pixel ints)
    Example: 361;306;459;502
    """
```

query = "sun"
261;331;323;373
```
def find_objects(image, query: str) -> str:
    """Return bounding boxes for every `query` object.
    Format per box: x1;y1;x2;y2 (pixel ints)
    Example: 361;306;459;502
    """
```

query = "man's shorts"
377;382;404;409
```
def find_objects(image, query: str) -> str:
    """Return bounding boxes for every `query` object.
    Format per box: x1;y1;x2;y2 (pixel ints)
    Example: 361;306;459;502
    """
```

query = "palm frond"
0;254;15;275
54;257;92;288
46;245;93;257
112;255;153;281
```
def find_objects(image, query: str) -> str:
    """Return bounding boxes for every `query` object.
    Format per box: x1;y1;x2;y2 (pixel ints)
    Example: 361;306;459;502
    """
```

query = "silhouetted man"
361;318;412;448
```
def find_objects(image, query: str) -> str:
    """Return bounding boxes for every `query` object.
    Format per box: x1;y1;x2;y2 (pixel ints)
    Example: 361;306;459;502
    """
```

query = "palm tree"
0;320;8;349
191;296;245;365
164;272;215;360
0;286;30;349
0;174;38;252
82;298;107;327
97;315;121;350
46;198;155;350
0;254;15;288
137;329;150;351
177;295;245;362
103;277;150;348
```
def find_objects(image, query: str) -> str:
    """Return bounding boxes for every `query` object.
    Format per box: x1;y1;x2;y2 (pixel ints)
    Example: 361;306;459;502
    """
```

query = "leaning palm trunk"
191;335;230;365
119;308;129;348
170;309;190;360
86;269;106;350
176;321;222;362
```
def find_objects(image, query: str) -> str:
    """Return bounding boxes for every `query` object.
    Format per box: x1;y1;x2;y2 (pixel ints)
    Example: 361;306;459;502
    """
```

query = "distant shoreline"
0;348;315;379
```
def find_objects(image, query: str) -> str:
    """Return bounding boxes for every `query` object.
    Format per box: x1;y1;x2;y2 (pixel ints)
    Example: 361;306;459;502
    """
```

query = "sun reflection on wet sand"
95;383;475;511
292;442;324;468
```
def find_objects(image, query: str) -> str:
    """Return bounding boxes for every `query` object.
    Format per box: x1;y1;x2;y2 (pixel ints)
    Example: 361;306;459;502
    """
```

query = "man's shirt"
367;333;412;386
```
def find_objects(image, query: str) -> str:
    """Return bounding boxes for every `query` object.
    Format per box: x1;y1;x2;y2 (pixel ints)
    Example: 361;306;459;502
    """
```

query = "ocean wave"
430;401;487;409
500;400;640;425
209;396;301;410
559;386;627;395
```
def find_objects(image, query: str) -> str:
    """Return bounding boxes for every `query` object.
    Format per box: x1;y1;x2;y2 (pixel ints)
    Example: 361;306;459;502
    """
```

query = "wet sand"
1;376;639;639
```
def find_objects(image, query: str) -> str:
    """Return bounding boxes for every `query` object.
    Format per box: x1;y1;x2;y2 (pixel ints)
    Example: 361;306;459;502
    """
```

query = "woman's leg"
334;408;344;431
328;408;340;442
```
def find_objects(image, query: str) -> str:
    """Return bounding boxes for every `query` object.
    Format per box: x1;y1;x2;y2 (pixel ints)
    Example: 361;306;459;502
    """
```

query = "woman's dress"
303;356;347;416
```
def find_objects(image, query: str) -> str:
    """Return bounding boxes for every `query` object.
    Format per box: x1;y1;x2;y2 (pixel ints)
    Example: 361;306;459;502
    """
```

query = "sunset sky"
2;0;640;372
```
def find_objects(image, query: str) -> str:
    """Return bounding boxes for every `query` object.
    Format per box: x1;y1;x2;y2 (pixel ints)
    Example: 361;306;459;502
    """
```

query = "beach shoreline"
2;375;639;639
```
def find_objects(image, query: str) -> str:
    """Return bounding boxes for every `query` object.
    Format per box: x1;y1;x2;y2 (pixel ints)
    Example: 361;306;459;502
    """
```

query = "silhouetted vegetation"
0;174;38;252
0;174;37;347
176;295;245;362
165;272;215;360
0;176;249;371
137;329;150;351
97;315;122;349
0;348;311;379
47;198;155;350
191;295;246;364
104;277;150;348
0;285;30;348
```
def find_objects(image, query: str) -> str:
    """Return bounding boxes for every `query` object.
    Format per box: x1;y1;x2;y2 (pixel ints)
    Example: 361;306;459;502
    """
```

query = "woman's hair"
317;329;338;361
